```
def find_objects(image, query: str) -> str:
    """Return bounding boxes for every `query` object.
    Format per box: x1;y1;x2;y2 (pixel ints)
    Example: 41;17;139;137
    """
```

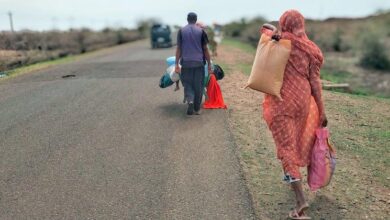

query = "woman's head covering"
280;10;306;37
279;10;323;65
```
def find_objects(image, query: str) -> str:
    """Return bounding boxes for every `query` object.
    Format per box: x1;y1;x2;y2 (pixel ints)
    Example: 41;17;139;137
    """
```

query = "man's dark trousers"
181;66;205;112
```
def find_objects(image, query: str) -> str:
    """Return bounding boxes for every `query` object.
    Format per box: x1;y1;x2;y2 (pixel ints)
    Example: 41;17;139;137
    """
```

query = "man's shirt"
177;24;209;68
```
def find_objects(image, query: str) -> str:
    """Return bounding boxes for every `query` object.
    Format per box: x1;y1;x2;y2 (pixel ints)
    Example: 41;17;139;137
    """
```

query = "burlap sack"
246;34;291;99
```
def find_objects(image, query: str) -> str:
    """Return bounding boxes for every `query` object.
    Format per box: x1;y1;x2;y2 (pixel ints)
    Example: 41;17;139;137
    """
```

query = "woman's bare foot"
288;208;311;219
289;181;310;219
296;202;309;213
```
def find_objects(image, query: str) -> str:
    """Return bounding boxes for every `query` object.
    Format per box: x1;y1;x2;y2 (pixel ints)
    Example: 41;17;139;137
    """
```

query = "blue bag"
166;56;176;67
159;73;174;88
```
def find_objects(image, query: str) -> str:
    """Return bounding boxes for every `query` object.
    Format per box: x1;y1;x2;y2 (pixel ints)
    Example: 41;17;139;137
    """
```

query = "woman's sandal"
288;204;311;220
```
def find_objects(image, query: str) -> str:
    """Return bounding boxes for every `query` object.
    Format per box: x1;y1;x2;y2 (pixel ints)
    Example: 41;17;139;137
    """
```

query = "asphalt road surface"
0;41;255;219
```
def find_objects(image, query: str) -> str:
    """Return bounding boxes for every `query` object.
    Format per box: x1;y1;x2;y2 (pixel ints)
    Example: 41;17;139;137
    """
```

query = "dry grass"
0;40;144;80
0;29;142;72
216;42;390;219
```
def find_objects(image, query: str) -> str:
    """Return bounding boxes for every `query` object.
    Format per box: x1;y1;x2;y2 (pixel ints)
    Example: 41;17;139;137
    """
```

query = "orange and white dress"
262;10;325;181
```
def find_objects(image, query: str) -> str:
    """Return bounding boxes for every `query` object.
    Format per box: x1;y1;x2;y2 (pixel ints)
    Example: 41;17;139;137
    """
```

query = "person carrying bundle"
175;12;212;115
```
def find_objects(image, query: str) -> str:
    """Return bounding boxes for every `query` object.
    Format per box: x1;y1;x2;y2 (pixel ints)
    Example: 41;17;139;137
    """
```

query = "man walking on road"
175;12;212;115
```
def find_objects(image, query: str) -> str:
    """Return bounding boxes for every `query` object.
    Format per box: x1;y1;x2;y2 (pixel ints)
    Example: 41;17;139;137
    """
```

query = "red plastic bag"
203;74;227;109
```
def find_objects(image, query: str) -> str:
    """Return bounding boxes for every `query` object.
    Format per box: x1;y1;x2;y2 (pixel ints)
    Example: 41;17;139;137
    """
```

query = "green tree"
136;18;159;38
360;36;390;70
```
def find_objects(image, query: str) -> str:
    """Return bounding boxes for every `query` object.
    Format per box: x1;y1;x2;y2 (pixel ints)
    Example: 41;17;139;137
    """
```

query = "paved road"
0;41;255;219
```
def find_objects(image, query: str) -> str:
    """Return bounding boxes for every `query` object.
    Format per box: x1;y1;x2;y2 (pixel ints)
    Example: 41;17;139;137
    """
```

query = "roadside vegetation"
0;28;143;73
223;11;390;98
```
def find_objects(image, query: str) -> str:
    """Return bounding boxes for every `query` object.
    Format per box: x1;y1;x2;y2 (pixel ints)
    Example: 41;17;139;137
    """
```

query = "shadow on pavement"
158;102;214;120
158;102;188;119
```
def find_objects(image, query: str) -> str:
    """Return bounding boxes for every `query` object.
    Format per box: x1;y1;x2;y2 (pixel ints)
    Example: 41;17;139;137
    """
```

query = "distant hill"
305;12;390;52
224;11;390;52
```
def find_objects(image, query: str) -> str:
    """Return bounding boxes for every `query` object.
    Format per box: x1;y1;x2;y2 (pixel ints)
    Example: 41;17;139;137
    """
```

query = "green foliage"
321;69;352;83
223;16;266;45
360;36;390;70
385;19;390;37
306;28;316;40
115;30;125;45
136;18;159;38
331;28;350;52
311;28;350;52
221;38;256;54
223;19;247;37
332;29;343;51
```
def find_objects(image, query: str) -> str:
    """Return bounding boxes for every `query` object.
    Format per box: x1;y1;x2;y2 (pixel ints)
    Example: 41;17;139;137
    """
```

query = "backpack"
213;64;225;80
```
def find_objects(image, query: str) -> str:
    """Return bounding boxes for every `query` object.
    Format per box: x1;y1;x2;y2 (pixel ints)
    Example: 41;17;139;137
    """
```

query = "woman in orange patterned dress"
261;10;327;219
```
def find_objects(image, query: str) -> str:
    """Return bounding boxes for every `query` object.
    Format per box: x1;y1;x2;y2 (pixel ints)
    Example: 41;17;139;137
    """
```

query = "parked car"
150;24;172;49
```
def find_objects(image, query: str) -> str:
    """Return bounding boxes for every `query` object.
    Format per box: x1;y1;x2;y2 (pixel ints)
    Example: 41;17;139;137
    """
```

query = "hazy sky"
1;0;390;31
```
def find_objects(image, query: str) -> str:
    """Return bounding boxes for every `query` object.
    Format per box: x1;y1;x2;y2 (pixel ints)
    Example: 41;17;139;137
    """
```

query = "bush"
0;28;143;71
223;18;248;38
241;17;266;46
331;28;350;52
223;16;266;46
311;28;350;52
360;36;390;70
387;19;390;37
223;22;242;37
241;24;260;47
136;18;159;38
